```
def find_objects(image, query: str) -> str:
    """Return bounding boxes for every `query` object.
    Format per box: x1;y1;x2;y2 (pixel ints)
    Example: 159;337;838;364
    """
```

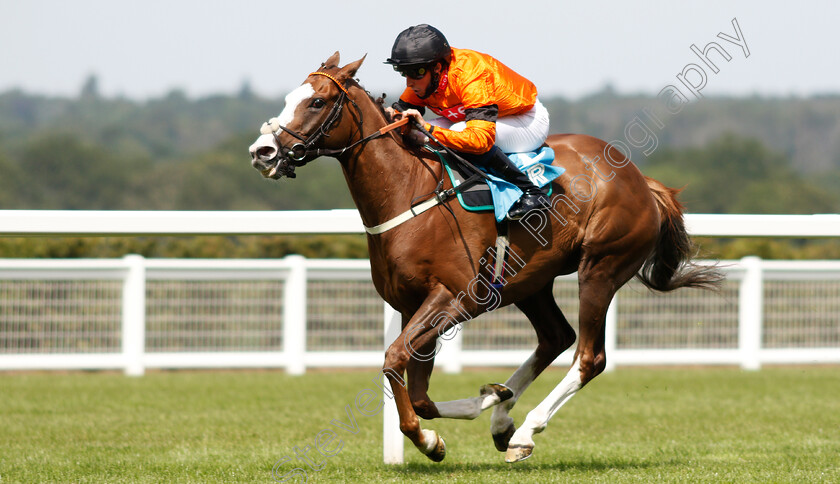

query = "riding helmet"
385;24;451;66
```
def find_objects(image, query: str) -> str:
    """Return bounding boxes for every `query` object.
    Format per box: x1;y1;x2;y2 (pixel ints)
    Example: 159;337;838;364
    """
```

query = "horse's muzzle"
249;134;295;178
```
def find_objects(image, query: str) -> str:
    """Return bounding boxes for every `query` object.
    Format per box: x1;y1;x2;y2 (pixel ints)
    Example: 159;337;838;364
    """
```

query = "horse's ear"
323;51;341;69
338;54;366;81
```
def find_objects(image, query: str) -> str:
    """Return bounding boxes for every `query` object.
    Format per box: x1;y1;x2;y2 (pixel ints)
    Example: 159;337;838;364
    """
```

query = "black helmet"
385;24;451;66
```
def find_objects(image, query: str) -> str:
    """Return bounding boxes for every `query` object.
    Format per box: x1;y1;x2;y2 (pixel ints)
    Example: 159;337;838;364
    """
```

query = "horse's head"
249;52;366;179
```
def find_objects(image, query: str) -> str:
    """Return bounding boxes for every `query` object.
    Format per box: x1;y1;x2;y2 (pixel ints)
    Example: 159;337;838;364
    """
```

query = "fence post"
604;296;618;372
437;325;463;374
738;256;763;370
283;255;307;375
383;303;404;464
122;254;146;377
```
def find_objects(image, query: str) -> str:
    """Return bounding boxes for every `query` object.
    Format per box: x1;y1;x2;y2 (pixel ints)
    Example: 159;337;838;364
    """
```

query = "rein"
363;107;491;235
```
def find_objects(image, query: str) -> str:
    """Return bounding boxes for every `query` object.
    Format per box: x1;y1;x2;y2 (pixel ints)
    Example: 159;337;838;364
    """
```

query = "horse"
249;52;721;463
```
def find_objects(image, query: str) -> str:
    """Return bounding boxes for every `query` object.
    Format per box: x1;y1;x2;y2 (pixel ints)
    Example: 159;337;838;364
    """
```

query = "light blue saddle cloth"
436;147;566;221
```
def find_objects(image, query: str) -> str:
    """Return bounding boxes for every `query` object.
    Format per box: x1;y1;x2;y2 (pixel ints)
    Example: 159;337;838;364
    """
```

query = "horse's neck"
340;102;438;228
343;138;433;227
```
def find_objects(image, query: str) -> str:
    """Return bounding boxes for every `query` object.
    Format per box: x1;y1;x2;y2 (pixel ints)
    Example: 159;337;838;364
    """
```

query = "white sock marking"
419;429;438;454
509;360;582;447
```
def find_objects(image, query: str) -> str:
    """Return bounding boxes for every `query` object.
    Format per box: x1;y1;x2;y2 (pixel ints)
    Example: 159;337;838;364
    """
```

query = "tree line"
1;82;838;259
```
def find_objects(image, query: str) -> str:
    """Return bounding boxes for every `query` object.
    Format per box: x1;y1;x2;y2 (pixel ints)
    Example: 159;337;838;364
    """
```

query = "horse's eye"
311;98;326;109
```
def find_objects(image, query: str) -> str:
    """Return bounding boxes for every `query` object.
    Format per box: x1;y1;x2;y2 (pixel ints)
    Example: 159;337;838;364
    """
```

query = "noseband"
273;71;361;165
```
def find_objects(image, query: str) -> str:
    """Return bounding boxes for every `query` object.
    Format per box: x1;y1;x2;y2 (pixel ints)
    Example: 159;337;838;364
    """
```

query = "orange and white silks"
398;48;539;154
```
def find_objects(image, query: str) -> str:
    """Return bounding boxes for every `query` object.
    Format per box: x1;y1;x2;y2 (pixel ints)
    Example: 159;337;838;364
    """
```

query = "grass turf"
1;367;839;483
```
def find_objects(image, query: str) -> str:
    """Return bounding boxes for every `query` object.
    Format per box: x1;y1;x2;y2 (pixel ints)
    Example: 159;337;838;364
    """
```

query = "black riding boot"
463;146;550;220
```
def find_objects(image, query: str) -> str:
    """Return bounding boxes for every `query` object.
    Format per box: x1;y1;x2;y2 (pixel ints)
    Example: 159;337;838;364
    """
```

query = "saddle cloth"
430;147;566;222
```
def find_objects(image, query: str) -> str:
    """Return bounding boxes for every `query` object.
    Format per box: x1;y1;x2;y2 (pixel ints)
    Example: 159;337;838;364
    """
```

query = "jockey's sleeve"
426;105;498;154
426;67;501;154
394;98;425;116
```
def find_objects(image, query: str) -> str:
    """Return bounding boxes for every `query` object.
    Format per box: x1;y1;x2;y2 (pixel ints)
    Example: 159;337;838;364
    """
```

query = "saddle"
427;146;565;222
421;146;565;290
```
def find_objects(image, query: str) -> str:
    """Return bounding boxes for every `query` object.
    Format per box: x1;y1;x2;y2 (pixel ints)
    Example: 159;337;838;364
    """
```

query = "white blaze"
277;83;315;127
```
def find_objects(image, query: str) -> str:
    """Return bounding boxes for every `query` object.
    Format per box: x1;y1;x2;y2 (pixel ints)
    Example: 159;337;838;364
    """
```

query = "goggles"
393;65;429;80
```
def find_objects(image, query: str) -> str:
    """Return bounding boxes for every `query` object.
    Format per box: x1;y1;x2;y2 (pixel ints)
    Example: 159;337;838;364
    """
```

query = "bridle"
262;70;408;179
271;71;409;170
270;71;360;166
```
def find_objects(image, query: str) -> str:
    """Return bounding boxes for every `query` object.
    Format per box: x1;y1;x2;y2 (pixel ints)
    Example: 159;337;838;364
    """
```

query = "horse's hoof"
492;423;516;452
480;383;514;403
505;444;534;463
426;433;446;462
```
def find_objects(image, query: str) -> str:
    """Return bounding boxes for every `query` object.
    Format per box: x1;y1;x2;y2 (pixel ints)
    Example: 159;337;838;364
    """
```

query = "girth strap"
365;193;445;235
364;170;484;235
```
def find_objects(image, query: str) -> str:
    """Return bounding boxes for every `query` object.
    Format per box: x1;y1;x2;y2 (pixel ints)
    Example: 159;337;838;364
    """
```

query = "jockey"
384;24;550;220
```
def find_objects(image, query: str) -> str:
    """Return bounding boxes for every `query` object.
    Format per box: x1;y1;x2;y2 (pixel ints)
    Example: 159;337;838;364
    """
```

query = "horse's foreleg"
406;357;441;419
384;286;466;462
420;283;573;426
488;353;542;449
407;346;514;420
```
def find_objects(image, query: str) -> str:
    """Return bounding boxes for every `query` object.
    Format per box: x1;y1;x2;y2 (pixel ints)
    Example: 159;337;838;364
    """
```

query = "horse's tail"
636;177;723;292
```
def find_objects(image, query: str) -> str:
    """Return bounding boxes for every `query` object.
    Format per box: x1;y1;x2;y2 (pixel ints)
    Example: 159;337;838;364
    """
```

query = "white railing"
0;256;375;376
2;210;840;237
1;254;839;376
1;209;839;379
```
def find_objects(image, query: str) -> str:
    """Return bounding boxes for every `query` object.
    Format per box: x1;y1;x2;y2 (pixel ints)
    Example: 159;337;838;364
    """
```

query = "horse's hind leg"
490;282;576;451
504;247;647;462
504;276;616;463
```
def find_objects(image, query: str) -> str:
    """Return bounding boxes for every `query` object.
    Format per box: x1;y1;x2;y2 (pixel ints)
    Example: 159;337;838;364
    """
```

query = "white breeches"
428;99;550;153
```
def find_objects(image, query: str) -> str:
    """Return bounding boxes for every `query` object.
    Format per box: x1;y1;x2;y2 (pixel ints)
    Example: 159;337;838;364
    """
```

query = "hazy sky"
1;0;838;100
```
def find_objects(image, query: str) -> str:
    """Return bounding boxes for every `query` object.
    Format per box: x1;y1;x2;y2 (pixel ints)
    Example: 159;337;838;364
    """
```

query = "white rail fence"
1;211;839;377
2;210;840;237
1;254;839;376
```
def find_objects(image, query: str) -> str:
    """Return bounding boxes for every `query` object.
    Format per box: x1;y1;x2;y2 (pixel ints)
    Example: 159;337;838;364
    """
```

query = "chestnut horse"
249;52;720;463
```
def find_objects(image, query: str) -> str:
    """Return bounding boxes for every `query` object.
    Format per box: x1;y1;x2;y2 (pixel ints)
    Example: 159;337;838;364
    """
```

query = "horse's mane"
342;77;415;151
350;78;390;119
373;93;390;117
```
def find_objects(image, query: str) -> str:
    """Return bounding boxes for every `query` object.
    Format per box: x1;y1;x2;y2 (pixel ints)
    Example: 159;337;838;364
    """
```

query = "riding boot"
463;146;550;220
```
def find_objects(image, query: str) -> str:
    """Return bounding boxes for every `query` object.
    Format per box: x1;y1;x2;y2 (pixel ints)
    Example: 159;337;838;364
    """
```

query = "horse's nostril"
256;146;276;160
249;134;280;162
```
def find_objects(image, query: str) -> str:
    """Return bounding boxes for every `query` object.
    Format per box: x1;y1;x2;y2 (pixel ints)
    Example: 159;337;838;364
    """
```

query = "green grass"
1;367;839;483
